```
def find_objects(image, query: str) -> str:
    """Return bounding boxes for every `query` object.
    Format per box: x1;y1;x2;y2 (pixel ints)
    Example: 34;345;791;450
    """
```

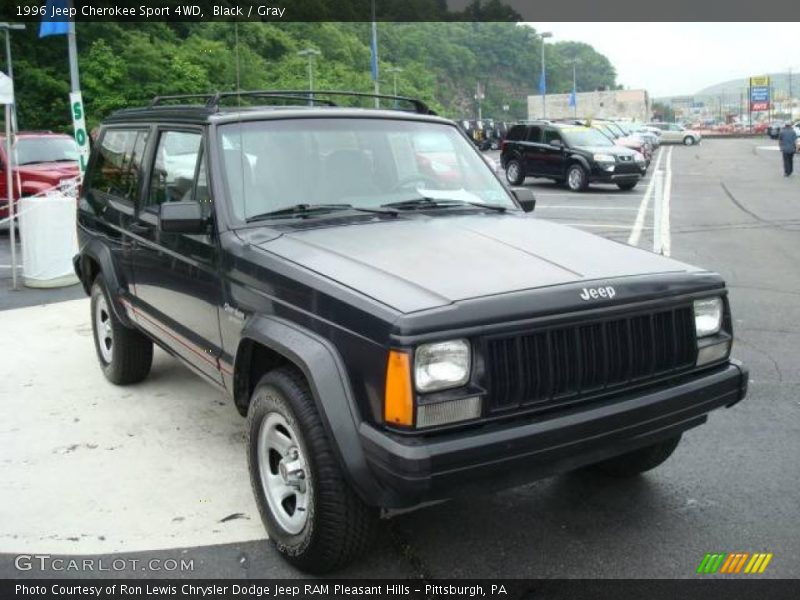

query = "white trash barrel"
19;192;79;288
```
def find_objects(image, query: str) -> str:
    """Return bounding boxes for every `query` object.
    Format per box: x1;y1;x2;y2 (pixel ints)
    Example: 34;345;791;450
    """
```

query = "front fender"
238;315;386;505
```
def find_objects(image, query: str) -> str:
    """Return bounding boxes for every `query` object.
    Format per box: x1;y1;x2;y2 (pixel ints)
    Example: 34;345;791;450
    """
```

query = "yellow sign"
750;76;770;87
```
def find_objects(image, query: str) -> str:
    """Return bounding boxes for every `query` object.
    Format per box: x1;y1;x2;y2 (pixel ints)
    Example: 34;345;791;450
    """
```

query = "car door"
522;125;544;174
130;127;225;385
663;124;681;143
540;128;567;177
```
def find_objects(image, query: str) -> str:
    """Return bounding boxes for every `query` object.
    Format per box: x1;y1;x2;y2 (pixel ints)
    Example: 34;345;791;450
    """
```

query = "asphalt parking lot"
1;137;799;579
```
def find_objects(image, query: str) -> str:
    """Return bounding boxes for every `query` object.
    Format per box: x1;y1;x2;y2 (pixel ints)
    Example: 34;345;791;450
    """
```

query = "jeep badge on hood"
580;286;616;300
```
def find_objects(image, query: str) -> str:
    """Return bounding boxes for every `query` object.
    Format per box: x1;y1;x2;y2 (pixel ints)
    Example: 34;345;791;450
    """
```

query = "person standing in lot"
778;121;797;176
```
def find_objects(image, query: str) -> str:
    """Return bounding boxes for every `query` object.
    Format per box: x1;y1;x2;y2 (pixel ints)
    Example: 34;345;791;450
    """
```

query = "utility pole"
540;32;552;118
297;48;321;106
789;67;793;119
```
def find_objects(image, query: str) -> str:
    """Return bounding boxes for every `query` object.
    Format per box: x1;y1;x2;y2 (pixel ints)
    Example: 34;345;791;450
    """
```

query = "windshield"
15;137;79;165
219;118;514;221
562;127;615;147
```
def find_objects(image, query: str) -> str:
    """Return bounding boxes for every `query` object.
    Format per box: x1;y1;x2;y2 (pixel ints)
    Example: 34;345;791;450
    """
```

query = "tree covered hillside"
9;22;618;130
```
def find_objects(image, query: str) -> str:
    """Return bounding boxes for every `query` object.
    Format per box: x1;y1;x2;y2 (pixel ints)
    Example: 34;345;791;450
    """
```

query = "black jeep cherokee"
501;121;647;191
74;91;747;573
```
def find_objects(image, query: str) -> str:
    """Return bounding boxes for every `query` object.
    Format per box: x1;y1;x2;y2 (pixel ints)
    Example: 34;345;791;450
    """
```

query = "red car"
0;132;80;221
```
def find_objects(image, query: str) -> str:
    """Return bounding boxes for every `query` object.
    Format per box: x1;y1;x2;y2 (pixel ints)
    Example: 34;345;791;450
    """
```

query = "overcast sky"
528;23;800;97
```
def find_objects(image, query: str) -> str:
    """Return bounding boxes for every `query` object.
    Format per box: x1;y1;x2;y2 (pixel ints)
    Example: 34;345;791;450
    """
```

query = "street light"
297;48;321;105
540;31;552;119
387;66;403;97
387;66;403;108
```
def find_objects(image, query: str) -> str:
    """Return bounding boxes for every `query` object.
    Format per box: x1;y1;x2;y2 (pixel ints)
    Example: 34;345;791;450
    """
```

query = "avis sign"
750;76;770;112
70;91;90;180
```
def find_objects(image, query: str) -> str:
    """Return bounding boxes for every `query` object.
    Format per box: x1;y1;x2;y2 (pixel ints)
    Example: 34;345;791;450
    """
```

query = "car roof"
102;90;449;128
103;105;455;128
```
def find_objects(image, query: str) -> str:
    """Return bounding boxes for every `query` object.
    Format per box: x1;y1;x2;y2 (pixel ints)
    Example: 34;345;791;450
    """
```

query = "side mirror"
511;188;536;213
550;139;563;148
160;201;208;234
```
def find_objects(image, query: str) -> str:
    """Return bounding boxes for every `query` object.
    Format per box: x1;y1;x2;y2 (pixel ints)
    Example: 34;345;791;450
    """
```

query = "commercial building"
527;89;651;121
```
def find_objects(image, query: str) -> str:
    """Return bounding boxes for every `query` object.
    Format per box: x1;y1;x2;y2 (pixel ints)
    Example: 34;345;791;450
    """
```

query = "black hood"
251;213;703;314
574;145;637;156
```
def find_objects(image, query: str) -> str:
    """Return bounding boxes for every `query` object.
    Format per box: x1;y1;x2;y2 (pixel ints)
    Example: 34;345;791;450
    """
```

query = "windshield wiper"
381;197;508;213
246;203;397;222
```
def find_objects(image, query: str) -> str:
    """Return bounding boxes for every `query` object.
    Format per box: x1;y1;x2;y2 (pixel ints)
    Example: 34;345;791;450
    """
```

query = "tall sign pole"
66;3;88;180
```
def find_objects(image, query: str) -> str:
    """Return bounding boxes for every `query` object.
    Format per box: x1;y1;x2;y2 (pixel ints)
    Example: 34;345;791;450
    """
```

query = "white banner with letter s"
70;91;90;180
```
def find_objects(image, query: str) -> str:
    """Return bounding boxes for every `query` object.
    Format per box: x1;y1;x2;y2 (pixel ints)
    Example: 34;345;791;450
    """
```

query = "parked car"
0;132;80;221
501;121;646;191
603;120;654;163
74;91;747;573
622;121;660;149
766;122;784;139
646;122;702;145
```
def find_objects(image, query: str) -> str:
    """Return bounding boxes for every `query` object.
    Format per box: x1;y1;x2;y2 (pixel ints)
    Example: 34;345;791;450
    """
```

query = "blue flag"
370;21;379;82
538;70;546;96
39;0;70;37
568;89;577;108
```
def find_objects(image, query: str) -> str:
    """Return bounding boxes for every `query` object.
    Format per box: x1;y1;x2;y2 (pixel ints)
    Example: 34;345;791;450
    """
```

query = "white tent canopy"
0;71;13;105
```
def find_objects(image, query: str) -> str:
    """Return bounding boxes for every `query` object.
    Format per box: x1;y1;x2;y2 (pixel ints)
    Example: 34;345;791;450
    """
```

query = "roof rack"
150;90;435;115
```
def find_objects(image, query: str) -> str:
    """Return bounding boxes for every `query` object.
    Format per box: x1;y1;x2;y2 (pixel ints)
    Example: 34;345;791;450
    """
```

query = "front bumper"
359;360;748;508
589;169;644;183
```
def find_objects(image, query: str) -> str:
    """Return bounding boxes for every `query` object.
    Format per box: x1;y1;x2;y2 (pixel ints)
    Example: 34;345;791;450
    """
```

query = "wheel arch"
77;241;134;328
233;316;384;504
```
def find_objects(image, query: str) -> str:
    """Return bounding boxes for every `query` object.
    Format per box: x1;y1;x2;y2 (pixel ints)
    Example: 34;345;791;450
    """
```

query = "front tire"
617;181;638;191
589;435;682;478
683;136;695;146
566;164;589;192
505;159;525;186
90;275;153;385
247;367;377;573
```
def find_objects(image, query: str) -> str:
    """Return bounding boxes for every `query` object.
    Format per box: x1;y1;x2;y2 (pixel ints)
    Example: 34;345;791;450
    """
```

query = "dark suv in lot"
501;121;647;191
74;91;748;573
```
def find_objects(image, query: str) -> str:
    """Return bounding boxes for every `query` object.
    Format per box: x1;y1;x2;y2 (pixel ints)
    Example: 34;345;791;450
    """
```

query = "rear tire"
617;181;638;191
566;164;589;192
505;159;525;186
589;435;682;478
247;367;377;573
90;275;153;385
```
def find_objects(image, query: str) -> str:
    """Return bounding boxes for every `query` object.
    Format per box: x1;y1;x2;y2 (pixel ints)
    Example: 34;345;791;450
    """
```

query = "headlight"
415;339;471;392
593;153;616;163
633;152;645;162
694;297;723;337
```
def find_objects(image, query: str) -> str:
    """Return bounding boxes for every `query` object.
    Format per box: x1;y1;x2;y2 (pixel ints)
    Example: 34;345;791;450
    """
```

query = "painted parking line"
0;299;265;554
628;147;666;246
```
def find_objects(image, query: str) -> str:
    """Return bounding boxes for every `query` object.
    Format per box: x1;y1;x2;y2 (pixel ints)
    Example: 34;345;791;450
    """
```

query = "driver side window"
543;129;562;145
146;130;202;211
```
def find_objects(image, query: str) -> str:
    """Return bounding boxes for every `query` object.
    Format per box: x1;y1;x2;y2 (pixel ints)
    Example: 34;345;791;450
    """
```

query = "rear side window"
526;126;542;142
506;125;526;141
89;129;148;204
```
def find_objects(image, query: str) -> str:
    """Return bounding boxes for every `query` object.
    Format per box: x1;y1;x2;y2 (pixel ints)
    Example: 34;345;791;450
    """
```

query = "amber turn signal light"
384;349;413;427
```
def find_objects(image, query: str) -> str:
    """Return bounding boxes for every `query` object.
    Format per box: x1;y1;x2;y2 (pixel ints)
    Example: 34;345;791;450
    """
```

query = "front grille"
483;306;697;414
